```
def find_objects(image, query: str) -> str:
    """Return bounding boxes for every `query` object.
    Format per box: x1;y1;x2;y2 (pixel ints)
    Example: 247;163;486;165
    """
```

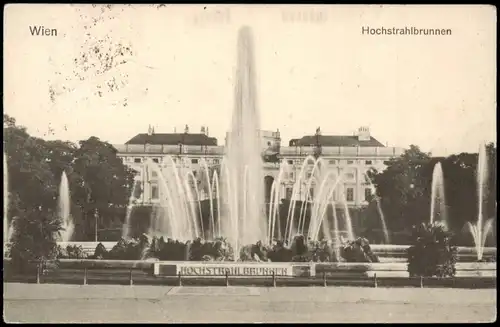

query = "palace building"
112;125;404;208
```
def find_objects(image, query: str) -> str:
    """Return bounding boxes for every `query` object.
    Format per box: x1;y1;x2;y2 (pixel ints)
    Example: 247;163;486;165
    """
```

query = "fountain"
221;26;267;257
363;171;390;244
430;162;448;228
4;151;9;257
465;143;494;261
58;171;74;242
120;27;364;259
122;181;139;238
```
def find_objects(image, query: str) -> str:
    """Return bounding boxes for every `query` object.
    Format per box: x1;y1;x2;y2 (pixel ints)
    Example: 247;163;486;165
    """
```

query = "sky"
3;4;497;156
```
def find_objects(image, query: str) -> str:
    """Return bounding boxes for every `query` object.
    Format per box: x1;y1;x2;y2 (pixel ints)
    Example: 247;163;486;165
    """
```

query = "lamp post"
94;208;98;242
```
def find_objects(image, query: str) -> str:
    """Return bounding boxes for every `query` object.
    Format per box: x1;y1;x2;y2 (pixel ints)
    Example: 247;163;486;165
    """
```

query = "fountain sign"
154;262;297;277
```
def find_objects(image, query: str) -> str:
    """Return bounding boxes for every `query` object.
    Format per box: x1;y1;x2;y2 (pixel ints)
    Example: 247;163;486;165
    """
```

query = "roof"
126;133;218;146
289;135;385;147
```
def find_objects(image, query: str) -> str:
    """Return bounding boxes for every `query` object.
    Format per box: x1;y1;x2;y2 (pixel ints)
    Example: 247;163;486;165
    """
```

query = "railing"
4;262;496;289
112;144;405;158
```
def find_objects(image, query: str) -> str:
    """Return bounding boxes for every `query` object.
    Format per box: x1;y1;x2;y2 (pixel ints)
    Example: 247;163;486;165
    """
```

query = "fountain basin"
52;242;497;262
3;258;495;280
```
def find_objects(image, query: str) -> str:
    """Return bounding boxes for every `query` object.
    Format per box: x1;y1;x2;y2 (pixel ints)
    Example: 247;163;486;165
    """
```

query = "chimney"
201;126;206;134
147;124;153;136
184;124;189;134
358;126;371;141
174;127;177;133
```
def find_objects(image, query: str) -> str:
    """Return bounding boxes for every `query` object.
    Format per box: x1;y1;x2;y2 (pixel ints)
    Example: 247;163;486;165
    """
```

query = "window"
152;158;160;164
134;158;142;163
329;160;336;164
151;183;159;200
192;170;197;177
151;171;158;178
306;172;312;179
191;158;199;164
346;188;354;202
364;188;372;201
347;160;354;165
345;173;355;180
286;188;293;200
365;160;372;165
213;159;220;164
289;172;294;179
287;160;293;165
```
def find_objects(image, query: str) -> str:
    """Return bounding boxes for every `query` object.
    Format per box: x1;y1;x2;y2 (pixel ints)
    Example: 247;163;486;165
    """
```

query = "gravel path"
3;283;496;323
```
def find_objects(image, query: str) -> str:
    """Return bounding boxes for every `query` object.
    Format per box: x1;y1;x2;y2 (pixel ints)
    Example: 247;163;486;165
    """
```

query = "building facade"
113;125;404;208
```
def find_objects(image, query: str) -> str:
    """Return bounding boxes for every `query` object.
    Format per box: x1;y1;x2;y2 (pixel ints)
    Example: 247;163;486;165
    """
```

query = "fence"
4;263;496;289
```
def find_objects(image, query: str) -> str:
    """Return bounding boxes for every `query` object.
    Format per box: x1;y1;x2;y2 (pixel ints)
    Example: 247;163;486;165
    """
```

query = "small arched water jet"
211;170;221;238
298;157;325;228
307;170;338;240
199;158;216;238
311;173;343;242
284;155;316;242
362;171;390;244
339;187;355;241
122;180;139;239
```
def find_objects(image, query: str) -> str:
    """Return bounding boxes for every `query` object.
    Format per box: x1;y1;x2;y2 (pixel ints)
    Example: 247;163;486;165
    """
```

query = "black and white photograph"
2;4;497;323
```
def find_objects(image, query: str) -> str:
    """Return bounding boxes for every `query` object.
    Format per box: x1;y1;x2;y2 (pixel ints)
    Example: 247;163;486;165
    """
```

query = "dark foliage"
407;223;457;277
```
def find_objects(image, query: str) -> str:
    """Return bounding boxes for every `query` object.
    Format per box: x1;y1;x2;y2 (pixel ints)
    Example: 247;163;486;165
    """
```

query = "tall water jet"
58;171;74;242
4;152;9;256
429;162;447;228
221;26;266;257
466;143;494;261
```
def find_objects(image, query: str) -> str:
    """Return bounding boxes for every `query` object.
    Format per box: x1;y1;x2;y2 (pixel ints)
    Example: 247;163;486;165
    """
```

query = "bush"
8;209;62;273
57;245;87;259
92;243;108;259
104;235;151;260
267;240;293;262
340;237;380;263
407;223;457;277
83;235;378;263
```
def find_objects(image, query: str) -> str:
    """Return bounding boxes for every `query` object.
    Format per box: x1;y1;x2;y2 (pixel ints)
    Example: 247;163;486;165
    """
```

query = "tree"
71;136;136;239
367;143;497;243
4;114;63;270
440;144;497;241
3;114;59;213
4;114;136;243
367;145;433;231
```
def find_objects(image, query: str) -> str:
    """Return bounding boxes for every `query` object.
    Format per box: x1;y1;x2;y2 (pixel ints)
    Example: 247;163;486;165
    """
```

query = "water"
466;143;494;261
58;171;74;242
430;162;447;228
363;171;390;244
3;151;9;256
221;26;266;256
122;179;139;238
121;27;365;255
